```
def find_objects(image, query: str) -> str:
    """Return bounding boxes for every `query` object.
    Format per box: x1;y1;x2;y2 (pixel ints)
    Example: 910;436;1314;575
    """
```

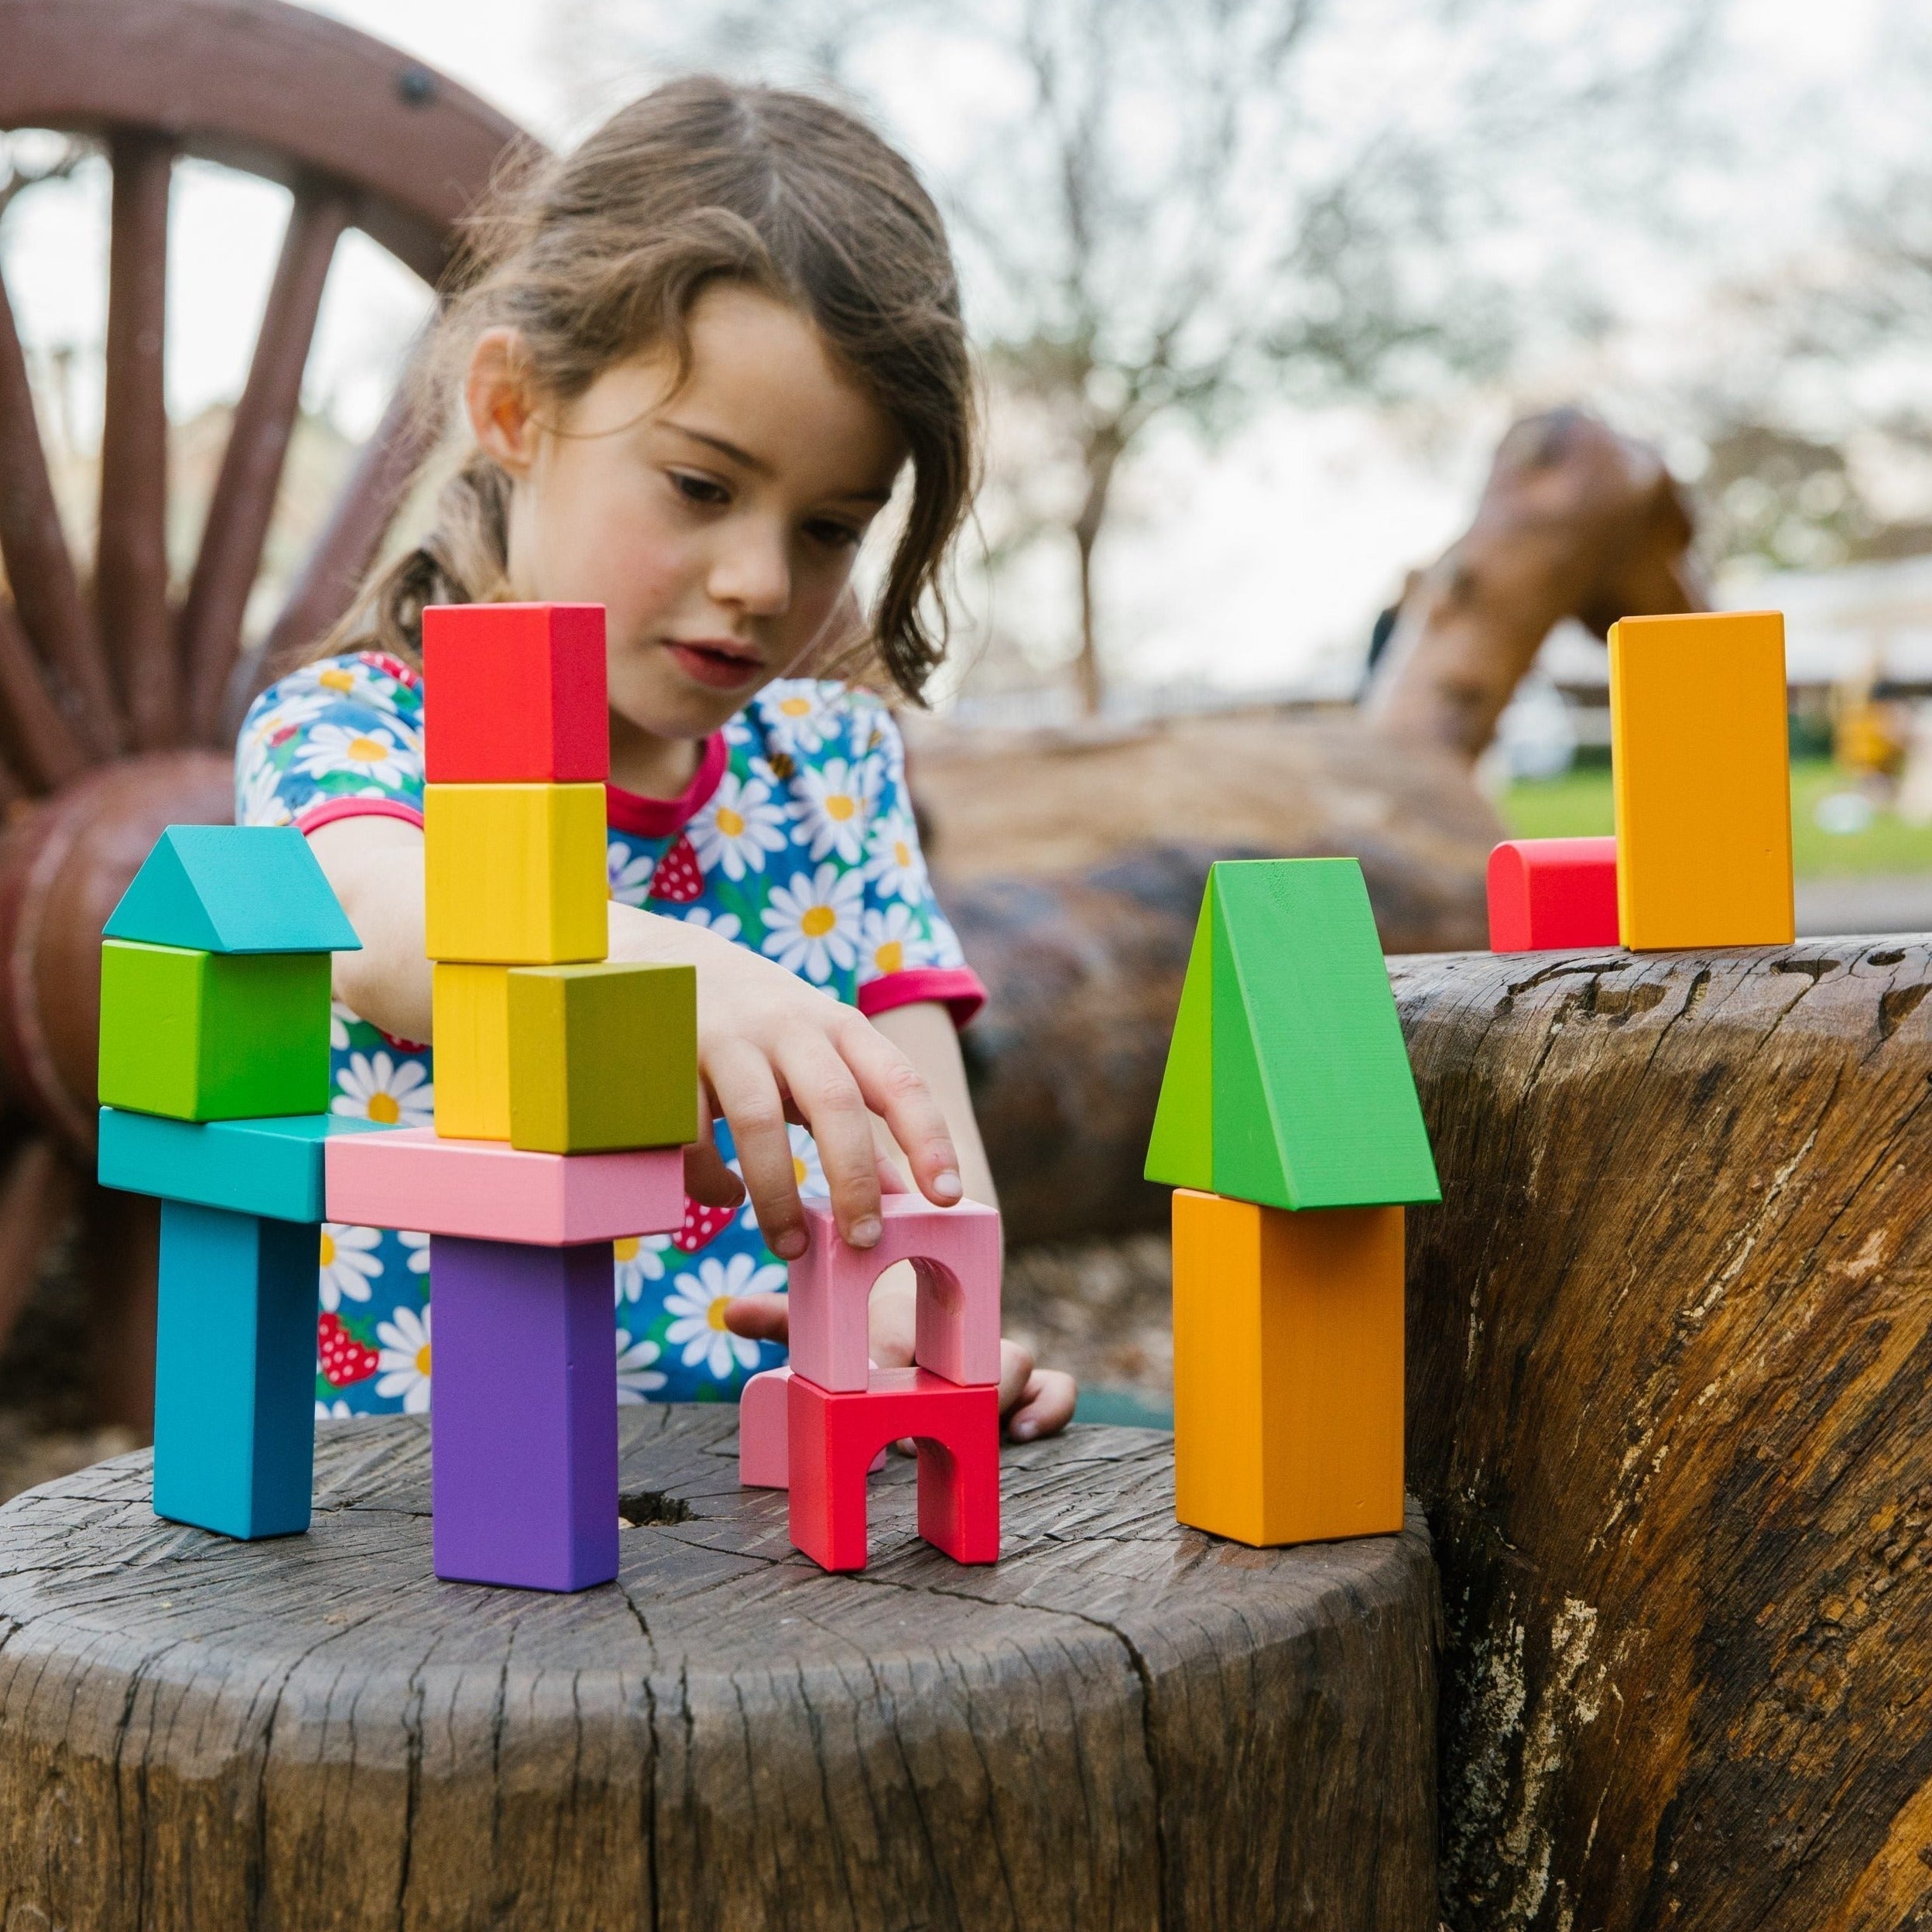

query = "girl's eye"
670;471;730;508
804;518;862;551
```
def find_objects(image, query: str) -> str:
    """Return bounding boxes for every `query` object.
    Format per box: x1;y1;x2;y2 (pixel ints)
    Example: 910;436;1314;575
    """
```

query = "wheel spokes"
98;133;176;753
0;598;85;790
179;184;348;747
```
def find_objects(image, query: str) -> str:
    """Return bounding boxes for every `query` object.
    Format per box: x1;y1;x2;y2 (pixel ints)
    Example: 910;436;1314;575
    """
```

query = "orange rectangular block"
1609;609;1794;950
1170;1188;1403;1547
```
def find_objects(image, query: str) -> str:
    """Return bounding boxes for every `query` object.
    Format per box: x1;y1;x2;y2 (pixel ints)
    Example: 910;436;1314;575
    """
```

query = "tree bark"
1396;937;1932;1930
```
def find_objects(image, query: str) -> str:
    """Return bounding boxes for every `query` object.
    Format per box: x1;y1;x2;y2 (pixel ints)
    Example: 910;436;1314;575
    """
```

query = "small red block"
423;603;609;783
1487;836;1619;951
787;1368;999;1572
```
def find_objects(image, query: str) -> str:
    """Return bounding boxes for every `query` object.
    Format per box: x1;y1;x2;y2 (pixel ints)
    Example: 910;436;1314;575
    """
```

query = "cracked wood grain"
1396;938;1932;1932
0;1413;1436;1930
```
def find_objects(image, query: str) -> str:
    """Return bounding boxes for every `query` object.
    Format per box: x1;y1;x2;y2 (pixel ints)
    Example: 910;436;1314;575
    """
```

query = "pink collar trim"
605;733;728;838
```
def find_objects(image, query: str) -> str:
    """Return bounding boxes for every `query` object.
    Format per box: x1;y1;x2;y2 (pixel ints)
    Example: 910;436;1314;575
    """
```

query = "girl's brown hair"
320;76;975;701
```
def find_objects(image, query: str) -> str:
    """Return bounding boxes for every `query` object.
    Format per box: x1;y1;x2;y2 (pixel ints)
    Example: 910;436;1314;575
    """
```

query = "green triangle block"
1210;858;1440;1211
104;826;361;954
1144;887;1213;1187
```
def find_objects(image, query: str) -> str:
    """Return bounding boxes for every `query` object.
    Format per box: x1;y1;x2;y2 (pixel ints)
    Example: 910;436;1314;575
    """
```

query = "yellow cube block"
1171;1187;1404;1547
433;963;511;1140
423;783;608;964
1609;609;1795;950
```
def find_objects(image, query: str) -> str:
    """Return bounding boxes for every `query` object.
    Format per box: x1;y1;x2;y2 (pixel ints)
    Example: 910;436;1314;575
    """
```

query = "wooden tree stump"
1396;938;1932;1931
0;1412;1438;1930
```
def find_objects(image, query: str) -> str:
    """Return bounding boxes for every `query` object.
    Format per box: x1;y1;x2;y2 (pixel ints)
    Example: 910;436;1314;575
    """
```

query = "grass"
1499;759;1932;879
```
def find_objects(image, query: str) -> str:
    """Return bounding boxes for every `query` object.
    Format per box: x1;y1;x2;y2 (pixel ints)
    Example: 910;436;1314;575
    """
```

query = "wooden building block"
1487;837;1619;952
324;1125;683;1244
433;963;512;1140
423;603;609;783
152;1202;319;1539
738;1366;886;1488
98;1108;395;1221
430;1234;618;1590
507;962;697;1152
787;1367;1000;1571
98;940;331;1121
423;783;608;964
1609;609;1794;949
1145;860;1440;1211
786;1194;1002;1393
104;824;361;954
1171;1187;1404;1548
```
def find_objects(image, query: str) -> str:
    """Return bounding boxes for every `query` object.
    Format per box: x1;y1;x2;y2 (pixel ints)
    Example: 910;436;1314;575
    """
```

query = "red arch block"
787;1368;1000;1571
1487;837;1619;952
787;1196;1002;1392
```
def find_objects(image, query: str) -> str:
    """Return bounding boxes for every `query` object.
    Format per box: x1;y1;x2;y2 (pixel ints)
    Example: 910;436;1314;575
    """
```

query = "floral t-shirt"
235;649;985;1417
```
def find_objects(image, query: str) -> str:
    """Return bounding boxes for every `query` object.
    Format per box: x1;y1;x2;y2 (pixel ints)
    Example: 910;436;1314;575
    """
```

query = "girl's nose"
709;526;791;617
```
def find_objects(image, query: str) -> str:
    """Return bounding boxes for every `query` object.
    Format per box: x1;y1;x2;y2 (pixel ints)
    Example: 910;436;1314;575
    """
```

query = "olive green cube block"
98;941;333;1122
507;962;697;1153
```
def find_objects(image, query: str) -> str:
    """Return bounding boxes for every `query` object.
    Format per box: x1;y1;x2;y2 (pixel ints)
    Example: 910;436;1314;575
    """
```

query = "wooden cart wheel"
0;0;530;1417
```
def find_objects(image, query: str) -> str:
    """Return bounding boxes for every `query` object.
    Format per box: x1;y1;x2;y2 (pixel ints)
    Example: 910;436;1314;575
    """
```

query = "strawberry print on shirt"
236;653;985;1413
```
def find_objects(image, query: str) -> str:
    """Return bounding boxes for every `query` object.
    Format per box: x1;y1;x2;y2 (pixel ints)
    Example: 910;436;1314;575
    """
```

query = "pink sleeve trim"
294;797;426;835
857;966;988;1028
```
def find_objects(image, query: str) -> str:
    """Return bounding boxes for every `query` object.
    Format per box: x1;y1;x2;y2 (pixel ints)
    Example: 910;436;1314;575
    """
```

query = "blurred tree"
552;0;1711;710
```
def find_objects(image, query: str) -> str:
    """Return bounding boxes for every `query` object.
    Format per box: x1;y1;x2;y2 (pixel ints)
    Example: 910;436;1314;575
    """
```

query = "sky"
1;0;1923;704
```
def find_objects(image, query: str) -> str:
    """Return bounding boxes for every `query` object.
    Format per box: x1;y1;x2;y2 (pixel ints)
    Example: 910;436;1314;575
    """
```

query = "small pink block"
788;1195;1002;1392
739;1366;888;1487
324;1128;683;1244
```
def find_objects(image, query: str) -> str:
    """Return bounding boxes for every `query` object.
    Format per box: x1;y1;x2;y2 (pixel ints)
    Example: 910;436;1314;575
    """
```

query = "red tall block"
422;603;609;783
787;1368;1000;1572
1487;836;1619;952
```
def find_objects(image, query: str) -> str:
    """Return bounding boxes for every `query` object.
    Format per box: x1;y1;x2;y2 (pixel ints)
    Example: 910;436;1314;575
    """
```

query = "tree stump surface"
0;1411;1438;1930
1395;937;1932;1932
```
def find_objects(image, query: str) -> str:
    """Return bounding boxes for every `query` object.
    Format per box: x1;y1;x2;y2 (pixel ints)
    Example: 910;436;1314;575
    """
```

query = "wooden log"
0;1411;1440;1930
1396;937;1932;1930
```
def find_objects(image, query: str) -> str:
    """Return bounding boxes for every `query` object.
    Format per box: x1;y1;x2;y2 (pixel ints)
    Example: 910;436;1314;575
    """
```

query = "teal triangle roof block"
104;826;361;954
1142;858;1440;1211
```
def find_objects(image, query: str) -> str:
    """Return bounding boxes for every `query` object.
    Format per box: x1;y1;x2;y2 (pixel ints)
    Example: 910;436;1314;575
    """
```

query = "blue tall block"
153;1201;319;1539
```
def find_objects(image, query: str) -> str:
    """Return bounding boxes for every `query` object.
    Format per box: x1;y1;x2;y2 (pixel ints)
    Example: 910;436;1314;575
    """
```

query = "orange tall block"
1170;1188;1404;1547
1609;609;1794;950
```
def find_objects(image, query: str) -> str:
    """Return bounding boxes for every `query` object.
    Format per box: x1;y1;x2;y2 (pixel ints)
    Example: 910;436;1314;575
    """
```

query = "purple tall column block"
430;1235;618;1591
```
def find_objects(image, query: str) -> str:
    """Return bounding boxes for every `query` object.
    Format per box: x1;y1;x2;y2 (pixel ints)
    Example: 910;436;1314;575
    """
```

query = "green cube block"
98;941;332;1122
507;962;697;1153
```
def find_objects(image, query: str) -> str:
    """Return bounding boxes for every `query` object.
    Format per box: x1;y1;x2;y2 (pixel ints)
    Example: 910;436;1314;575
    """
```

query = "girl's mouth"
664;638;766;691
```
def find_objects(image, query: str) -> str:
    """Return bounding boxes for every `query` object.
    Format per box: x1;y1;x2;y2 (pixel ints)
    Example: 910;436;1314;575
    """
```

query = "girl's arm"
307;815;964;1253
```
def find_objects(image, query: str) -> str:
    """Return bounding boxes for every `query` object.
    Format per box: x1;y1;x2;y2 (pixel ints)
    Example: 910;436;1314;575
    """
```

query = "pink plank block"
738;1365;886;1488
787;1195;1002;1392
324;1127;683;1244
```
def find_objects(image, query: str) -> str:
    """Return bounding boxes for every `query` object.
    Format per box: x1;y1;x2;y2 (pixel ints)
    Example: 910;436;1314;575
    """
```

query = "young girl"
235;77;1075;1441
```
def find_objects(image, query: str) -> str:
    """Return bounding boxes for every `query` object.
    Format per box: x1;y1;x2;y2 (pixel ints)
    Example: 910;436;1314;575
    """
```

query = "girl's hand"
610;905;961;1258
723;1289;1079;1443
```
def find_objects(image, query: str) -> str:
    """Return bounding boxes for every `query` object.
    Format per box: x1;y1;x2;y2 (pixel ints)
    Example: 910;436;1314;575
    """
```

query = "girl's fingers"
775;1034;883;1248
707;1043;810;1260
995;1337;1036;1418
1005;1368;1078;1443
837;1019;963;1206
721;1293;790;1344
682;1139;745;1210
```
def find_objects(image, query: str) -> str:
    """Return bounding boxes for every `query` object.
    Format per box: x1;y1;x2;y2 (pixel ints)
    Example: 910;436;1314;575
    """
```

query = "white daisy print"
398;1229;431;1275
761;862;865;983
315;1398;355;1420
614;1234;673;1304
616;1329;667;1404
311;657;405;709
794;758;872;864
329;999;358;1051
688;771;791;882
678;906;742;943
374;1304;431;1413
608;840;657;906
331;1051;434;1129
245;682;334;743
293;721;416;788
764;682;837;753
865;807;928;903
663;1252;783;1379
858;902;933;982
318;1222;382;1312
235;755;293;829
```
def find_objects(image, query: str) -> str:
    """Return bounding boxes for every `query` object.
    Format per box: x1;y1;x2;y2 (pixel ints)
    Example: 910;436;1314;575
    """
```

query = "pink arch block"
737;1366;885;1488
786;1195;1001;1392
786;1367;1000;1571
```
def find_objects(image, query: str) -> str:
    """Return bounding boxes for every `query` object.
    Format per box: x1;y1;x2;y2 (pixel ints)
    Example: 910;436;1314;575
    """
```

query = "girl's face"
467;283;906;752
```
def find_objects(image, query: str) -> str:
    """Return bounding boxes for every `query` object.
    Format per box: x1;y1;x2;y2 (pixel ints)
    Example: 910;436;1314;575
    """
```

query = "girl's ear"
464;327;543;478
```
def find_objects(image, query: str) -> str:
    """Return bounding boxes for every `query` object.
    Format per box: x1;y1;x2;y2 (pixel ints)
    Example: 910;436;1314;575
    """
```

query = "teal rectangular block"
98;1108;394;1222
152;1201;318;1540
